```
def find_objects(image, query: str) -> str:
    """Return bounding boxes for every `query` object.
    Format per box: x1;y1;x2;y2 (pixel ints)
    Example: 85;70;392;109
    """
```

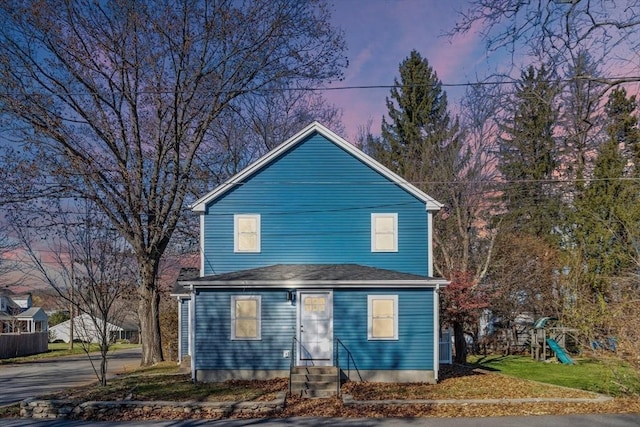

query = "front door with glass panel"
297;291;333;366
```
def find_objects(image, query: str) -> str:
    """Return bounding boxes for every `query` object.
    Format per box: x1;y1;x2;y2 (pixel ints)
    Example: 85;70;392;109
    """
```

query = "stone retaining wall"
20;393;286;420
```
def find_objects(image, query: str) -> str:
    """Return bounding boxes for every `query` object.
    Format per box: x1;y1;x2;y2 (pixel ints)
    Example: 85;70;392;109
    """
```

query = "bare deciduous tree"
11;200;135;386
452;0;640;86
434;82;503;282
193;89;344;193
486;233;561;332
0;0;347;365
0;230;18;283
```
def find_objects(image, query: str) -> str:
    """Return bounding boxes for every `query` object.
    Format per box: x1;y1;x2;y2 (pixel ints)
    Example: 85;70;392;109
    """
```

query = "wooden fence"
0;332;48;359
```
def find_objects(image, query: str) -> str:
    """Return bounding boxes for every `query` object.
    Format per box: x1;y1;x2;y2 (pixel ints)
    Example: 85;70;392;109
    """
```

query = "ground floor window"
368;295;398;340
230;295;261;340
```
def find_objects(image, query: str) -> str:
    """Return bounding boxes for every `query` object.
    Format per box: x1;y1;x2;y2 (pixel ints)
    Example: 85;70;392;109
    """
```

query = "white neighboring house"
49;313;123;344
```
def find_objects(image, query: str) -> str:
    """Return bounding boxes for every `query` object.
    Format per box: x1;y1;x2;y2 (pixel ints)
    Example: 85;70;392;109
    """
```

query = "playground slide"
546;338;574;364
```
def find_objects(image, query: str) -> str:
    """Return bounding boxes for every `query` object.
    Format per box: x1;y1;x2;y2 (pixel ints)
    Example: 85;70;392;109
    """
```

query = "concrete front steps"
290;366;339;398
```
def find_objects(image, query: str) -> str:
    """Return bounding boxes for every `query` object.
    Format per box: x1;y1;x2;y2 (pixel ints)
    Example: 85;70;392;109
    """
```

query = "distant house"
0;290;48;358
11;293;33;310
0;290;48;334
49;313;124;344
117;317;140;343
174;122;448;389
0;311;13;334
14;307;48;333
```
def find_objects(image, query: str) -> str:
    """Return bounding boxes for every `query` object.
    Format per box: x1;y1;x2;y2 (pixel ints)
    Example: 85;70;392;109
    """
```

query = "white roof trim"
185;279;449;289
190;122;443;212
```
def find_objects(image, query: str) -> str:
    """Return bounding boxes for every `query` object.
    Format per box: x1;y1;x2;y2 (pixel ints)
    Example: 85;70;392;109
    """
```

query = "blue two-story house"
174;122;448;386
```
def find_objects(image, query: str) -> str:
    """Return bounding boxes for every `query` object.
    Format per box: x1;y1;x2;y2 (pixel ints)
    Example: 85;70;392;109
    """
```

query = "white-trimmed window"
368;295;398;340
371;213;398;252
231;295;261;340
234;214;261;253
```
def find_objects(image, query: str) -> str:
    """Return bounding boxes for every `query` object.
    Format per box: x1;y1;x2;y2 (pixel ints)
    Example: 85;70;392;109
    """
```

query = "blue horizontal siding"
202;132;429;276
180;300;189;358
334;289;434;371
193;288;434;372
194;289;296;371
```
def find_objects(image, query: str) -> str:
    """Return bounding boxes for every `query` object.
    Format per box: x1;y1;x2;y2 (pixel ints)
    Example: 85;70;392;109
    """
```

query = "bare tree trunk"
138;261;163;366
100;350;108;386
68;296;74;351
453;321;467;364
99;325;108;386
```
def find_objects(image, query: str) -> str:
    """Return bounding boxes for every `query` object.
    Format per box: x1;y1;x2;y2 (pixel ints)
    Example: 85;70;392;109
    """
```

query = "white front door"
297;291;333;366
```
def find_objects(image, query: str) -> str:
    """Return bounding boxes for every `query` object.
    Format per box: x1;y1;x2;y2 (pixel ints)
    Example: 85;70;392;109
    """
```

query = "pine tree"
374;50;458;195
498;64;561;239
370;51;493;364
560;51;604;188
573;88;640;295
605;88;640;171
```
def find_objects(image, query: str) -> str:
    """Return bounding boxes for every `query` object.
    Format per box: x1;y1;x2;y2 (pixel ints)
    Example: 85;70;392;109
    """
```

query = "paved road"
2;414;640;427
0;348;142;406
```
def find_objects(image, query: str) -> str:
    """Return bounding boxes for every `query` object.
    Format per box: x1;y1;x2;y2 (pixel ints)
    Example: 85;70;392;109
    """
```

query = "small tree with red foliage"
441;271;490;364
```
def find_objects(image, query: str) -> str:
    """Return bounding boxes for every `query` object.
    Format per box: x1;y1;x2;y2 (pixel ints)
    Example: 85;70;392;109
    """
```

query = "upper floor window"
371;213;398;252
231;295;261;340
234;214;261;253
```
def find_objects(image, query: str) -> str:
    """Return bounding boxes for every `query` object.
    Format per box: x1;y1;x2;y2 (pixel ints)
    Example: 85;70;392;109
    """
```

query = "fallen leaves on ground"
14;364;640;420
343;364;595;400
279;396;640;418
278;365;640;419
44;376;287;402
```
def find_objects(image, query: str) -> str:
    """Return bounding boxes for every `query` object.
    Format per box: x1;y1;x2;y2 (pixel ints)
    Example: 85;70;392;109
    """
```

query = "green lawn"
469;354;640;396
0;342;140;365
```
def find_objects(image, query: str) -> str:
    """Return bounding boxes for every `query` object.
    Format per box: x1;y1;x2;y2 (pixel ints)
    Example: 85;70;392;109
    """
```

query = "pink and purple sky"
326;0;640;141
325;0;497;141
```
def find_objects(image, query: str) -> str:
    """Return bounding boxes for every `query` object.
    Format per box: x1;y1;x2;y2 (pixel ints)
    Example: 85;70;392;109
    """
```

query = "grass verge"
0;342;140;365
469;355;640;396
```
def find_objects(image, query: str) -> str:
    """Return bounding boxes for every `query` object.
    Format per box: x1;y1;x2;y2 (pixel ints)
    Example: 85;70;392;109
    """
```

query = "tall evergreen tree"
498;64;561;239
560;51;605;188
373;50;458;195
573;88;640;295
369;51;502;364
606;88;640;171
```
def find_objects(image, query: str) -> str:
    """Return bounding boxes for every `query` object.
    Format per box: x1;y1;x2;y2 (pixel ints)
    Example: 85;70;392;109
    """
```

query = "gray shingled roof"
174;264;447;291
171;267;199;295
15;307;47;320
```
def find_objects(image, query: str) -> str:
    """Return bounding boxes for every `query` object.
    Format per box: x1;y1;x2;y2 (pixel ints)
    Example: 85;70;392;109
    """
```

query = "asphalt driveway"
0;347;142;406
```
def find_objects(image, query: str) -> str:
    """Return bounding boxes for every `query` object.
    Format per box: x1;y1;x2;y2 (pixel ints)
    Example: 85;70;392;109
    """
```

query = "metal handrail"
335;337;340;396
288;334;297;395
335;337;363;396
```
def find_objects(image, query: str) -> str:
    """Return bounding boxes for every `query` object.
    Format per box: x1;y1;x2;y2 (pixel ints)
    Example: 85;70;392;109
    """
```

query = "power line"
311;77;640;91
2;76;640;98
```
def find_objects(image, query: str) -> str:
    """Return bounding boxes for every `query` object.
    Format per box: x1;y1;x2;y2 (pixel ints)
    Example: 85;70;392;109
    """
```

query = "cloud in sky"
325;0;494;141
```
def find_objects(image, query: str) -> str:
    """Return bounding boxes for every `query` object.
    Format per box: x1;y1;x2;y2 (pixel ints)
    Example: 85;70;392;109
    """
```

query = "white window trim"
230;295;262;340
371;213;398;252
234;214;261;253
367;295;399;340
